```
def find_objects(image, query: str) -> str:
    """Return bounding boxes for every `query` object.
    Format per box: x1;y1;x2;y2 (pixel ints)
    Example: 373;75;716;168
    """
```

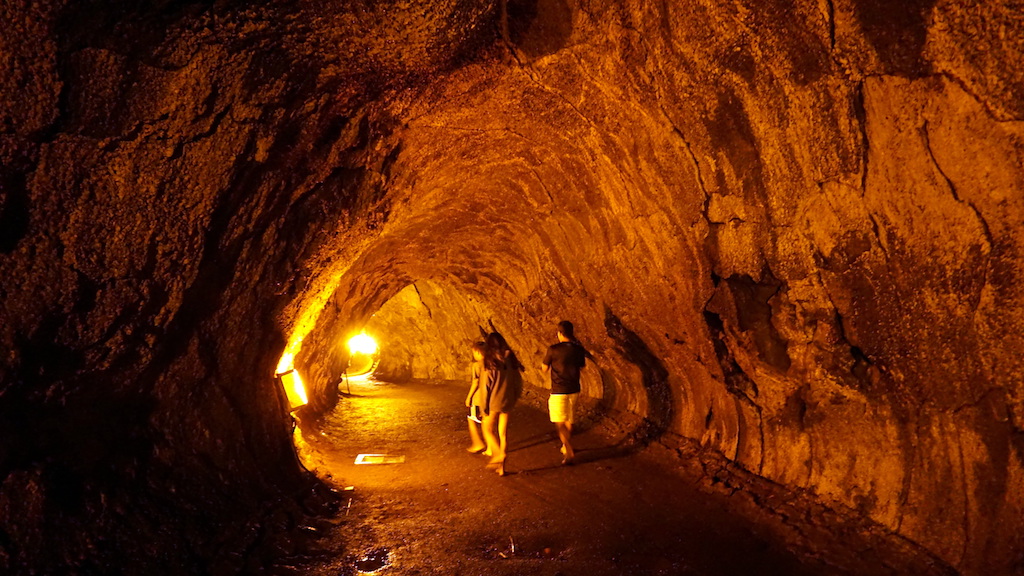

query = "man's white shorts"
548;393;578;424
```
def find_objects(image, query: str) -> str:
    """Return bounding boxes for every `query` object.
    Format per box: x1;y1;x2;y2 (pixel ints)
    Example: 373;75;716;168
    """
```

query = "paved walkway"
290;378;953;576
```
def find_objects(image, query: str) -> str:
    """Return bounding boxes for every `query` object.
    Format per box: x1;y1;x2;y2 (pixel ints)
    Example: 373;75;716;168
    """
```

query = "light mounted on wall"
275;350;308;411
277;369;308;411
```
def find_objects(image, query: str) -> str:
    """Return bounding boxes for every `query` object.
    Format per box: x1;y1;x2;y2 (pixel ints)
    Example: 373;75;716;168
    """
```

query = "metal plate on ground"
355;453;406;465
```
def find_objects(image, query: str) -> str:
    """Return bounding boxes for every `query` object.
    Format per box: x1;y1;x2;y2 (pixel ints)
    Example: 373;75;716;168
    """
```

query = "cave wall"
293;1;1024;574
2;0;1023;573
0;0;497;571
366;281;497;381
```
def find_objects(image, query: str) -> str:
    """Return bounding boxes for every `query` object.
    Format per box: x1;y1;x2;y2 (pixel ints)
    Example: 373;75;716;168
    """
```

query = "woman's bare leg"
482;414;500;461
497;412;509;455
483;413;507;476
467;417;486;452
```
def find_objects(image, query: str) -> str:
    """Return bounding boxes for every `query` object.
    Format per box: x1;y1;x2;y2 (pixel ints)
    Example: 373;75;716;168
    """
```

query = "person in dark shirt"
541;320;588;465
481;332;523;476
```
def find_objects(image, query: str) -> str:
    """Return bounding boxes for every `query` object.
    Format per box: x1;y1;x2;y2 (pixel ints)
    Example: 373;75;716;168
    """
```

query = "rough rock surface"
1;0;1022;574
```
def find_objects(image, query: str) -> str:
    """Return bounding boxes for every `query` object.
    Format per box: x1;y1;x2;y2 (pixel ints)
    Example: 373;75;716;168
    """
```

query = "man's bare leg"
555;422;574;464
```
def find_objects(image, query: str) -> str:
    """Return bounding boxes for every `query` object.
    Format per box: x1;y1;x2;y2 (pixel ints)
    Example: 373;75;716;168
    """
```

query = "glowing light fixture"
348;332;378;355
276;350;308;411
277;369;308;410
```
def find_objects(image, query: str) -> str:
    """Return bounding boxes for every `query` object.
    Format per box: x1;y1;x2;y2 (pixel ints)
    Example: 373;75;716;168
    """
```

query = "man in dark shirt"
541;320;588;465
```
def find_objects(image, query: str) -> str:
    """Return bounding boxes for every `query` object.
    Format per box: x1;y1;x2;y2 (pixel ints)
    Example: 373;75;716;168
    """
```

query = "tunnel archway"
2;0;1023;573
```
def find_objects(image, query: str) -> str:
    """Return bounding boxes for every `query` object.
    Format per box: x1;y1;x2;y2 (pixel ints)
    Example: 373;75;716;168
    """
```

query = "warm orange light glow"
279;369;308;410
348;332;378;355
276;351;295;375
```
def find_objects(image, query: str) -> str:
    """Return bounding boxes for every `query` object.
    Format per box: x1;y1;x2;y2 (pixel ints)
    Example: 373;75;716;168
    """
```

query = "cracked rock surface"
1;0;1022;574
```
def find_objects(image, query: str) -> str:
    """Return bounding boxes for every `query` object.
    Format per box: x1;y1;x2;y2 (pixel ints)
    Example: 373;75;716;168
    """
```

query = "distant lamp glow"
348;332;378;355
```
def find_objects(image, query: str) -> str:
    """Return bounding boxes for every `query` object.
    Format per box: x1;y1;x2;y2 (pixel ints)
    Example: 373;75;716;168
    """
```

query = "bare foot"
466;445;486;454
487;458;506;475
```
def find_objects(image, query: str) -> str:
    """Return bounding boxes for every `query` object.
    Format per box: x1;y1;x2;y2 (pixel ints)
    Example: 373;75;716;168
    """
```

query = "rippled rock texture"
1;0;1022;573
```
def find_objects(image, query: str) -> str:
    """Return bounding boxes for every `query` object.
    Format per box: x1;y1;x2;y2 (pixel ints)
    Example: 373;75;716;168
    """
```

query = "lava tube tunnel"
1;1;1022;575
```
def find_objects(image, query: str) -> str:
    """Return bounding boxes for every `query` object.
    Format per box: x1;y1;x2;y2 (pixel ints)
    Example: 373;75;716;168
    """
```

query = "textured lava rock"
1;0;1022;573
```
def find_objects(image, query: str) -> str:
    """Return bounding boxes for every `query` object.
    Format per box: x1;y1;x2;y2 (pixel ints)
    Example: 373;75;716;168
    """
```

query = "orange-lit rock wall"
1;0;1021;573
365;282;506;382
297;2;1024;573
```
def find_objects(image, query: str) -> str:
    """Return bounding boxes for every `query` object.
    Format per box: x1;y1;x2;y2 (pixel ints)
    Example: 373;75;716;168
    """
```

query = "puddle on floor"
355;547;391;573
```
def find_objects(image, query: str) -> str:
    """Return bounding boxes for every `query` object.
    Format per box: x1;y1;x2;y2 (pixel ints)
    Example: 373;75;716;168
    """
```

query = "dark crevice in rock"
140;234;160;280
922;120;995;256
703;293;767;473
660;104;711;219
379;142;403;183
528;166;556;204
833;309;876;392
70;269;99;315
723;41;758;86
934;72;1024;123
0;171;30;253
725;273;791;372
99;112;172;152
784;385;811;432
313;115;351;152
702;309;760;403
1008;413;1024;493
849;345;873;383
866;212;891;259
825;0;836;51
853;80;869;195
10;313;86;396
169;105;231;160
604;308;672;439
412;283;433;319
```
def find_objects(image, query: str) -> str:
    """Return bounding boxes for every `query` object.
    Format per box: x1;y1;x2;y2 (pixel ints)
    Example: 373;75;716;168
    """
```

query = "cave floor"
283;379;953;576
